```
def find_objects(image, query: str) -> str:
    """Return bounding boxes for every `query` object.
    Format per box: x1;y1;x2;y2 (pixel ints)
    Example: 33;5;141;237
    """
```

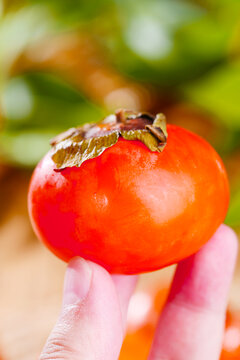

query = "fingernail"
63;257;92;306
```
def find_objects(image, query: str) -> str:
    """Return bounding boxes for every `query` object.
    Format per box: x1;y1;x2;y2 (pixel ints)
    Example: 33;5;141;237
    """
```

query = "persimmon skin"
28;125;229;274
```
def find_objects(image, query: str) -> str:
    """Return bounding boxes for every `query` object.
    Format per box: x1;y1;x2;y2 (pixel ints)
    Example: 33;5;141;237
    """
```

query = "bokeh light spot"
2;78;34;120
125;16;172;60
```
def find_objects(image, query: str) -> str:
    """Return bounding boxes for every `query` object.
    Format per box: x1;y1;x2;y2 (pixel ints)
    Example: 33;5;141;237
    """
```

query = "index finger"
148;225;238;360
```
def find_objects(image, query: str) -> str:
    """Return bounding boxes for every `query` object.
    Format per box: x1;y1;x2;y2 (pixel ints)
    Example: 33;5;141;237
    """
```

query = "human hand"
40;225;238;360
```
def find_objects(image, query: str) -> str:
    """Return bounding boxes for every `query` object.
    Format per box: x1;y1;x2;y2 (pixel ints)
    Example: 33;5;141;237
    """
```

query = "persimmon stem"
115;109;126;123
145;124;166;143
51;109;168;169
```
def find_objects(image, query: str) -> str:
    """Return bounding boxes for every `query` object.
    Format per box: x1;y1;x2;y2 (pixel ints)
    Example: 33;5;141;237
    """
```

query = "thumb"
40;258;135;360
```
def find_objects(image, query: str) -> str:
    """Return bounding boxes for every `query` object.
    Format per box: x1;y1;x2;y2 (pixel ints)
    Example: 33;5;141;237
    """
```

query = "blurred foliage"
185;62;240;130
226;189;240;228
0;0;240;227
0;73;103;166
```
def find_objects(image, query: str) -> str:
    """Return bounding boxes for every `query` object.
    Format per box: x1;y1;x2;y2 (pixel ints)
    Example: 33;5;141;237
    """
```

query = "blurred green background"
0;1;240;359
1;0;239;228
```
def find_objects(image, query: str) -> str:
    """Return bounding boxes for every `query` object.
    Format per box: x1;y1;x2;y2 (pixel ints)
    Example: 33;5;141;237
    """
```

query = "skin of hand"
40;224;238;360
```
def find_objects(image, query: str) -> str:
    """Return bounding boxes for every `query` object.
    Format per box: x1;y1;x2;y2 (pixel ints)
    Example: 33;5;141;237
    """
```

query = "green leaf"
106;0;233;86
0;4;54;76
225;189;240;228
1;72;104;132
184;61;240;129
0;130;55;167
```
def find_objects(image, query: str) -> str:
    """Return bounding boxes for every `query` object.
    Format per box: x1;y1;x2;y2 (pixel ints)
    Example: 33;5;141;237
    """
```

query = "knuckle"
39;338;79;360
40;339;74;359
39;319;81;360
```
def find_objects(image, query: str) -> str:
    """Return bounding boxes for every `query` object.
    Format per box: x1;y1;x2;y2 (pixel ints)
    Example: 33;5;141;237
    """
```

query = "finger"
112;274;138;325
149;224;238;360
40;258;135;360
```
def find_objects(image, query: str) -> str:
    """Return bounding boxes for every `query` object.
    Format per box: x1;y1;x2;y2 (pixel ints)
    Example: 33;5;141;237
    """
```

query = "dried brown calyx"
51;109;168;170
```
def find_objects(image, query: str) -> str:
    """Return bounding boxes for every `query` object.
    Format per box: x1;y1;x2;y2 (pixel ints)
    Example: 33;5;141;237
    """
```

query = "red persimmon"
28;110;229;274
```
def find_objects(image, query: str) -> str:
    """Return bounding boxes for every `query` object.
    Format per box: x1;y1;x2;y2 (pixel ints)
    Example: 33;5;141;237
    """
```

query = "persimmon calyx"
50;109;168;170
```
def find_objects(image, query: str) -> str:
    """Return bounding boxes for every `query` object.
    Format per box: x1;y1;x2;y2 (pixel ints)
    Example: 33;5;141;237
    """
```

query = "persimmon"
28;110;229;274
221;311;240;360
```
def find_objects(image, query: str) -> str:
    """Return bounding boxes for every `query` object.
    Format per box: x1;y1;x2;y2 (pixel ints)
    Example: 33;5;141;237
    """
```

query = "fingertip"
41;258;125;360
68;256;114;285
170;224;238;312
66;259;138;329
63;257;93;307
67;256;91;272
213;224;238;258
